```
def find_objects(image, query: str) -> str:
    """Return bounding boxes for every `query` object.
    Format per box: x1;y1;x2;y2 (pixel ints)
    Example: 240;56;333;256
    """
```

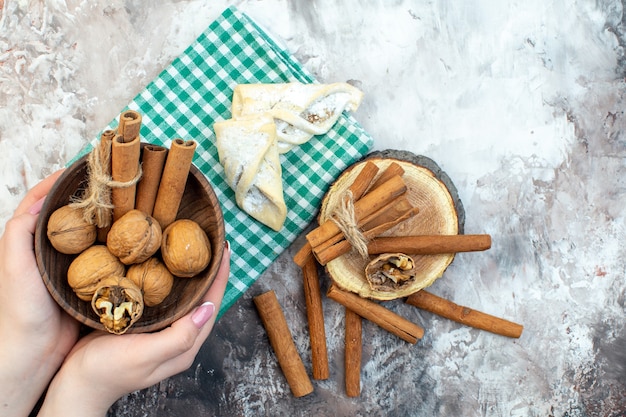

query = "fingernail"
28;196;46;215
191;301;215;328
224;240;230;253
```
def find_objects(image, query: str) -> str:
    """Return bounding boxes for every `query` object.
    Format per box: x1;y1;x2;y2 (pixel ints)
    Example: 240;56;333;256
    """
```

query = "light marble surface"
2;1;626;416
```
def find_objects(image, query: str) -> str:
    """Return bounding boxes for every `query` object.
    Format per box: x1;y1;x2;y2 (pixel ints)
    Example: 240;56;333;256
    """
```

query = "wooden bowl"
319;152;462;301
34;146;225;333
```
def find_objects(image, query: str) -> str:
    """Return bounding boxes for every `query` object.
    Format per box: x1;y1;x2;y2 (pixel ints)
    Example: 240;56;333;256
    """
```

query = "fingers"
136;242;231;367
2;170;65;240
51;243;231;398
2;170;63;250
2;214;39;251
199;240;232;318
14;169;65;217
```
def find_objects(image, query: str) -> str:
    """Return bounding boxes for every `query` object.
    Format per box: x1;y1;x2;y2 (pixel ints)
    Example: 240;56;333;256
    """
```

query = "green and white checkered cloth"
83;6;373;316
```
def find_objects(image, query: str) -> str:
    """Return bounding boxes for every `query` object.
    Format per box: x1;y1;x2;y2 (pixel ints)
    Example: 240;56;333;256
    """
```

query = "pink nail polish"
191;301;215;328
28;196;46;215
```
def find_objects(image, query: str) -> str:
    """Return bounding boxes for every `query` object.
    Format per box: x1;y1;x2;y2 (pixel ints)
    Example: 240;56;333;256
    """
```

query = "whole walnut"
67;245;126;301
127;257;174;307
107;209;162;265
161;219;211;277
47;204;96;254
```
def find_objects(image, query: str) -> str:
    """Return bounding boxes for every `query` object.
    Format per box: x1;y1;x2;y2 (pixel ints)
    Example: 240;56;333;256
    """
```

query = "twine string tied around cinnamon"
330;190;369;259
70;140;142;227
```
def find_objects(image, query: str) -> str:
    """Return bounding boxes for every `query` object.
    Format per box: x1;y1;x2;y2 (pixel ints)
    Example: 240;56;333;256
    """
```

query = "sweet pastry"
231;82;363;153
213;114;287;231
214;81;363;230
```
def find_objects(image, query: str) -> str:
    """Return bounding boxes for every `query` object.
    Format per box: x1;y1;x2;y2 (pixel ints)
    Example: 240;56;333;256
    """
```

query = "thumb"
191;301;217;328
137;242;230;362
2;212;39;262
129;301;216;384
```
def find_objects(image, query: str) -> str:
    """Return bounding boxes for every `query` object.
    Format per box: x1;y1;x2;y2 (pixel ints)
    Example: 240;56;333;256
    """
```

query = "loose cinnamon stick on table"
253;291;314;397
111;133;141;221
405;290;523;338
134;144;168;216
152;139;197;229
306;175;407;249
293;242;314;268
301;255;329;380
327;284;424;344
367;234;492;255
345;308;362;397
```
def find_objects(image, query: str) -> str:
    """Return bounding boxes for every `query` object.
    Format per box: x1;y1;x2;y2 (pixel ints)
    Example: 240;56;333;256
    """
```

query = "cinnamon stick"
326;284;424;344
367;161;405;191
117;110;142;142
367;234;492;255
306;175;407;249
344;308;362;397
134;144;168;216
111;133;141;221
293;242;313;268
358;195;416;231
405;290;523;338
152;139;197;229
96;129;115;242
253;291;314;397
348;161;379;201
301;256;329;380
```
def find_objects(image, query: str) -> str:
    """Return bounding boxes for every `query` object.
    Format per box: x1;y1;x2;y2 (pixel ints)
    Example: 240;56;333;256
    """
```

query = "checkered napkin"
82;6;373;316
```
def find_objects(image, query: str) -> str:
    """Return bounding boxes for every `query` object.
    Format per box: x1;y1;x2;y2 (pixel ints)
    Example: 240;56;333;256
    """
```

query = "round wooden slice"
319;150;464;300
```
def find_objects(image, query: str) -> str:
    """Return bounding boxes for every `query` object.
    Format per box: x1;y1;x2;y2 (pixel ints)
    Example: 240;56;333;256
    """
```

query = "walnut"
365;253;417;292
106;209;162;265
67;245;126;301
91;275;144;335
126;257;174;307
161;219;211;277
46;204;97;254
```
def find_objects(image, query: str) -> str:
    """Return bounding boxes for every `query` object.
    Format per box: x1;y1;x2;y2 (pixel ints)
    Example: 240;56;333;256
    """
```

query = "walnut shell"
46;204;97;254
127;257;174;307
161;219;211;278
67;245;126;301
106;209;162;265
365;253;417;293
91;275;144;335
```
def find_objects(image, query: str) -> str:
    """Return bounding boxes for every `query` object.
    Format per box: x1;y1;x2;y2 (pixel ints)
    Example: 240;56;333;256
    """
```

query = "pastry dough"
213;114;287;231
231;82;364;153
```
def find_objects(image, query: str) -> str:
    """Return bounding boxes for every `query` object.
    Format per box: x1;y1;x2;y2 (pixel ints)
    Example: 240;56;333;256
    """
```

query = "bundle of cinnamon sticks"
85;110;198;239
257;159;525;398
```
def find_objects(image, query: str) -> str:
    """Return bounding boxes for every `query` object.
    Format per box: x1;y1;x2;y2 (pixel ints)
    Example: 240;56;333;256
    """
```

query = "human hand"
0;169;81;417
37;241;231;417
